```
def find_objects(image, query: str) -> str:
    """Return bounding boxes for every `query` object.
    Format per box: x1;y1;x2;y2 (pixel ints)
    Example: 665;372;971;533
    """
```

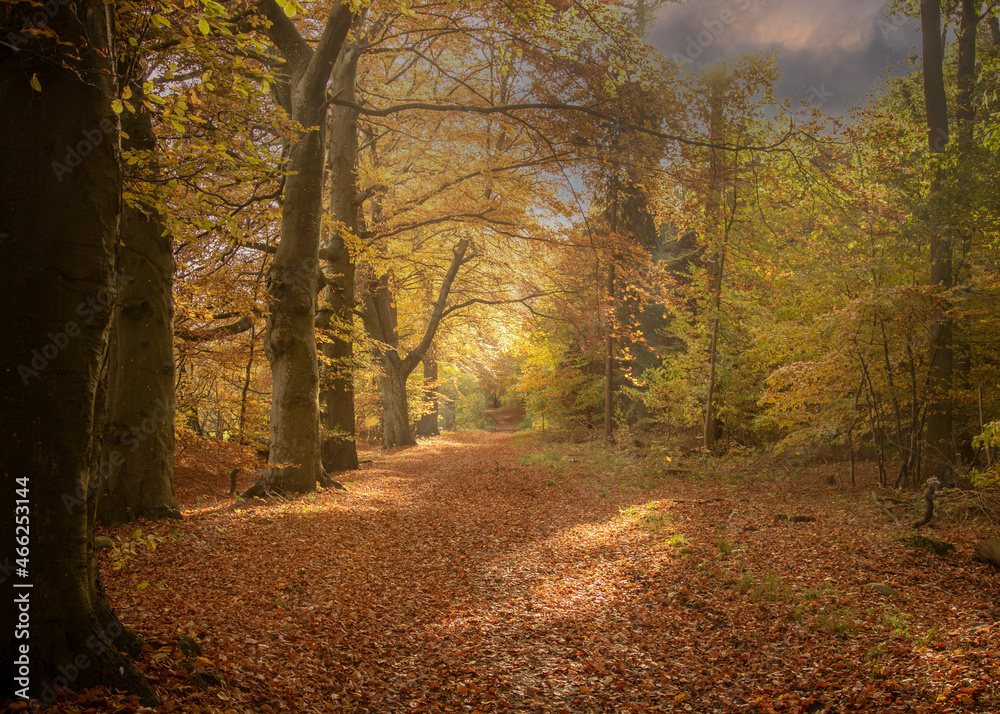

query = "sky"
648;0;921;115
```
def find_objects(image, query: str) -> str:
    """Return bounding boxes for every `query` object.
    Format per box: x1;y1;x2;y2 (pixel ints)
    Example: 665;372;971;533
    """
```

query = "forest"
2;0;1000;711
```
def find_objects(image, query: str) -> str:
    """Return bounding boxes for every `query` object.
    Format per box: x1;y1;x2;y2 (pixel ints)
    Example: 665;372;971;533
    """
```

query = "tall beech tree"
0;0;156;702
97;76;181;527
318;10;371;473
243;0;355;497
919;0;953;477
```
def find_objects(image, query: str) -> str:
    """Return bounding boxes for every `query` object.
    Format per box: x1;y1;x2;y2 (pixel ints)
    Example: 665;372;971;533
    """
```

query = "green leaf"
29;74;41;92
198;18;210;34
137;581;150;590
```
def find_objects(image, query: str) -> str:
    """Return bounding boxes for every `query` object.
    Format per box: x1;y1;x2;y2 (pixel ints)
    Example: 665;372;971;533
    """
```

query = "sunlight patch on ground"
455;512;676;633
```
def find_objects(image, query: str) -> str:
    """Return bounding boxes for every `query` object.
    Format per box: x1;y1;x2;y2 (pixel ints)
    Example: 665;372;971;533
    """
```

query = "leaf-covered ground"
34;432;1000;712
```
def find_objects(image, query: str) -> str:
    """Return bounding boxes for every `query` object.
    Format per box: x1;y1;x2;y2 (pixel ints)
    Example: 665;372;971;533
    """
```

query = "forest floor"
32;431;1000;713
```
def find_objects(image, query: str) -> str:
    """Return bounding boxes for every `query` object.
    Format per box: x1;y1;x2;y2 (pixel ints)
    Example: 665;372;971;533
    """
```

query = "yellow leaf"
198;18;210;34
30;74;41;92
122;85;132;100
111;99;124;114
137;581;150;590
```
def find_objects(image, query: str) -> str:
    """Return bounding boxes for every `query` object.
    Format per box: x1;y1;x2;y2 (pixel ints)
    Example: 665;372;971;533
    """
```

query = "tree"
319;9;370;472
361;239;472;447
96;74;181;527
243;0;355;497
920;0;954;477
0;0;155;702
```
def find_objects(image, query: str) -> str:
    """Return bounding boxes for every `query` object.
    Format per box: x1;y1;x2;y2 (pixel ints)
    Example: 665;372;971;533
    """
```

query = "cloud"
649;0;919;113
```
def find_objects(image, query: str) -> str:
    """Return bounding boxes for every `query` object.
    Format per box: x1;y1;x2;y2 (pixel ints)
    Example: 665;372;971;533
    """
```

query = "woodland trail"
87;432;1000;713
485;408;525;432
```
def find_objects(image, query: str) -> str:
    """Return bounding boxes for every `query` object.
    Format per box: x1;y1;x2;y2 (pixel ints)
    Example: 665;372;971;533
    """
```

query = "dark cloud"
649;0;920;114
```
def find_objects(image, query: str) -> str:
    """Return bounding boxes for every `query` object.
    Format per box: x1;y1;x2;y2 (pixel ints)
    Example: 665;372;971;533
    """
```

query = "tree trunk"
703;82;726;449
248;121;326;496
604;178;618;443
416;351;440;437
604;262;615;441
0;0;156;702
380;363;416;447
244;1;354;497
955;0;978;143
237;319;259;442
97;79;180;527
320;30;365;473
920;0;954;478
704;256;725;449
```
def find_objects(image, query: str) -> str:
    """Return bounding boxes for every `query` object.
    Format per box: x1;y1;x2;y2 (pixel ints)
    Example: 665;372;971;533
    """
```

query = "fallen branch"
871;492;902;527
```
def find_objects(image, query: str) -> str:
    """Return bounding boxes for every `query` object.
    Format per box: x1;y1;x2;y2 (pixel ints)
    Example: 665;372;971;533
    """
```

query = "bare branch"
331;98;797;151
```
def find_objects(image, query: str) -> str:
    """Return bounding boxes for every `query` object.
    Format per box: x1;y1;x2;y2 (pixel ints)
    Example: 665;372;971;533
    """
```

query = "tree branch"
400;238;470;375
301;1;355;102
176;316;255;342
256;0;312;74
441;292;548;318
329;98;797;151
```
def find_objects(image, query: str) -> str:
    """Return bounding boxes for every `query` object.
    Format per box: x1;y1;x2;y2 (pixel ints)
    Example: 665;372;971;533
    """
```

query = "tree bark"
604;262;615;442
96;79;180;528
604;179;618;443
320;19;366;473
416;350;441;437
0;0;156;702
380;365;416;447
920;0;954;478
703;80;727;449
244;1;354;497
704;252;725;449
955;0;978;143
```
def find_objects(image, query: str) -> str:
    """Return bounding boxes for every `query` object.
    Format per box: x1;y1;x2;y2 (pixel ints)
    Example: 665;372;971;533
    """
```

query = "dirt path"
485;408;524;431
85;432;1000;712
